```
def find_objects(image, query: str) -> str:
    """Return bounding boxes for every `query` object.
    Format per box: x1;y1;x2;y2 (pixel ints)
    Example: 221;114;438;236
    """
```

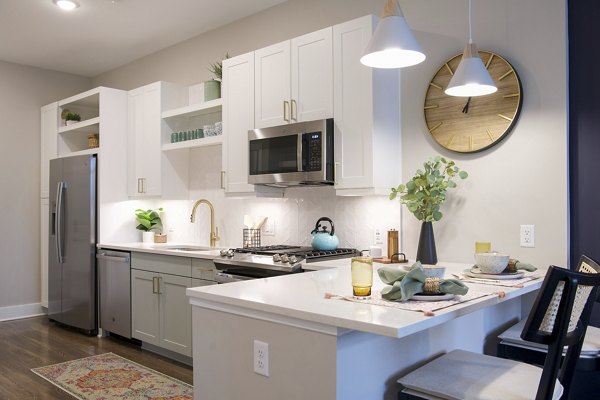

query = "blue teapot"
310;217;339;251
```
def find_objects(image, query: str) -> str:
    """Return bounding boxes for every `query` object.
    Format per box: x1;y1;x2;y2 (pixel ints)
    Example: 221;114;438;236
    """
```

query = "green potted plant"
390;156;468;264
135;208;164;243
65;112;81;126
205;53;229;101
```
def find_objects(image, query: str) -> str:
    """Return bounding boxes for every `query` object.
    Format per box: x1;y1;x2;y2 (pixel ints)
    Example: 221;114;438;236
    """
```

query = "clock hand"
462;97;472;114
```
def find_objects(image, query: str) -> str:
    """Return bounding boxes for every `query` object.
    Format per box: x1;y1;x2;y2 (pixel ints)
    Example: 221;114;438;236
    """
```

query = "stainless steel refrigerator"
48;154;97;334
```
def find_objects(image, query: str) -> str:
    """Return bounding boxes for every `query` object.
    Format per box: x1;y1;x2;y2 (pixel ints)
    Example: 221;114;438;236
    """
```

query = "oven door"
215;272;255;284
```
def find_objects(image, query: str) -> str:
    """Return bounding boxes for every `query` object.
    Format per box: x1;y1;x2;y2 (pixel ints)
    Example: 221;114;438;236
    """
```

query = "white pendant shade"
360;0;425;69
445;43;497;97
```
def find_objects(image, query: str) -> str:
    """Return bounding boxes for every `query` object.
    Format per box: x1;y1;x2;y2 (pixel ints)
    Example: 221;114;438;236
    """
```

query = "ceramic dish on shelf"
410;293;455;301
463;267;524;280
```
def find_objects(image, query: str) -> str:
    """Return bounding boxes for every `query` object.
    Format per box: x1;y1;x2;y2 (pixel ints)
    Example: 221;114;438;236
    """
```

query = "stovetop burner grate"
233;245;359;262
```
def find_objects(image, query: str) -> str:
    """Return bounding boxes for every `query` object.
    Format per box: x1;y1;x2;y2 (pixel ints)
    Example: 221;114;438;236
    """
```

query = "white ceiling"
0;0;287;77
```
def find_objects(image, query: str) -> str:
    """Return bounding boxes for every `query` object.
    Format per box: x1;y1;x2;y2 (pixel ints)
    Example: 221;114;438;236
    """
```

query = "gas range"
214;245;359;279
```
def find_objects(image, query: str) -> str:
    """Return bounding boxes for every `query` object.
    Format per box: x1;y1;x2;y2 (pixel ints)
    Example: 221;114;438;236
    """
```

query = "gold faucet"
190;199;220;247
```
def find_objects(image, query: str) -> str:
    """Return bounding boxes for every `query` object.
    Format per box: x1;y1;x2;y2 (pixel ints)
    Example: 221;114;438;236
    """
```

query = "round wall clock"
423;51;522;153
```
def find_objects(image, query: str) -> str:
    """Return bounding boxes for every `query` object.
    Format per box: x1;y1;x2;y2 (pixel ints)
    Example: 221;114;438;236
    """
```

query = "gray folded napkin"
504;259;537;273
378;262;469;301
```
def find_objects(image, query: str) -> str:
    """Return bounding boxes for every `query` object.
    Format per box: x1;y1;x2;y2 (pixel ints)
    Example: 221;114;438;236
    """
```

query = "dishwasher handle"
96;253;130;263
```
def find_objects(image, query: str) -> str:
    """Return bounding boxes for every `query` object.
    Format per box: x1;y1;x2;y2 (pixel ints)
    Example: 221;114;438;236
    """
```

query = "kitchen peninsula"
186;261;544;400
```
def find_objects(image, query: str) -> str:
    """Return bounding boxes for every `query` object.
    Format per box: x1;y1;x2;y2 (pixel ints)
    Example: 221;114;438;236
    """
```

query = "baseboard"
0;303;46;322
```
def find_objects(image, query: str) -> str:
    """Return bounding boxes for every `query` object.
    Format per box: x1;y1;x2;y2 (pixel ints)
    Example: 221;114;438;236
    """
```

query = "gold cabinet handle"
152;276;158;294
220;171;226;190
137;178;143;193
291;99;297;122
334;162;340;186
283;101;290;122
157;276;162;294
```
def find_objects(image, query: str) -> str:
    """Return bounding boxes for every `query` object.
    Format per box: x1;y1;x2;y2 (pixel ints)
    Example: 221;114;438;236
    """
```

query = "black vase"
416;221;437;265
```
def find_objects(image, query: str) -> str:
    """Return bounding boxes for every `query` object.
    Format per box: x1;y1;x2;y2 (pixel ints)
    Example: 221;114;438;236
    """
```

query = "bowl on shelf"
474;252;510;274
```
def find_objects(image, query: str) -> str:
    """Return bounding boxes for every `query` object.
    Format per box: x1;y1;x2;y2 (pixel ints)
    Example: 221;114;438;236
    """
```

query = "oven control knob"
280;254;289;263
273;254;281;262
220;249;229;257
288;255;298;264
226;249;235;258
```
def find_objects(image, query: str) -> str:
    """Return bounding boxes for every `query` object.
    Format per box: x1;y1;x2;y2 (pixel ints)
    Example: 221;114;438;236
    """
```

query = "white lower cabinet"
131;254;194;357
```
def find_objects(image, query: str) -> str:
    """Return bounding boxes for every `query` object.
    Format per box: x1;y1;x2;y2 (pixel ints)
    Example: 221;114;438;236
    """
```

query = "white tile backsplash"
119;146;401;253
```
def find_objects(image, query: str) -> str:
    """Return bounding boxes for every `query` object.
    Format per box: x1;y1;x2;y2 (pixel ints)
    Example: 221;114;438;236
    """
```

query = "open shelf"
162;98;222;120
58;117;100;134
162;135;223;151
58;147;99;158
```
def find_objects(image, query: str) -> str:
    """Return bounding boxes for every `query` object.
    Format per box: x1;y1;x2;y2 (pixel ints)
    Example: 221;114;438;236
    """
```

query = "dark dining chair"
397;255;600;400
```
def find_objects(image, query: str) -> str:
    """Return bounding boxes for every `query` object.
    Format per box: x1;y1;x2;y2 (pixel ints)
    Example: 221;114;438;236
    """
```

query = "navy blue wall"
569;0;600;269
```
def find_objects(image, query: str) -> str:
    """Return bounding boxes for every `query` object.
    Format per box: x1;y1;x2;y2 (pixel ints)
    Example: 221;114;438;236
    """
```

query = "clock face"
424;51;522;153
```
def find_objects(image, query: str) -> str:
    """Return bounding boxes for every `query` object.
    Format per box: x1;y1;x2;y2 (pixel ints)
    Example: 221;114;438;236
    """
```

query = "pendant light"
360;0;425;69
445;0;497;97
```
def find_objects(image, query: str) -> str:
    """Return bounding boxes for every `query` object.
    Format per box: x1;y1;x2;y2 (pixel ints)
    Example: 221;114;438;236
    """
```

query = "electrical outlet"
253;340;269;377
374;227;383;244
520;224;535;247
264;219;275;236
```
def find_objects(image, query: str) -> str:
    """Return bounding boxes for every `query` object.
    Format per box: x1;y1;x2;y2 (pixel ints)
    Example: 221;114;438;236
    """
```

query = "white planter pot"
65;120;78;126
142;231;155;243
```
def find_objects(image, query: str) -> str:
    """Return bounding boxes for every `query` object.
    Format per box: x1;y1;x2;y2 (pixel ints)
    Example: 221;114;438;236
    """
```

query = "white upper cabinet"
255;27;333;128
128;83;162;197
333;15;400;196
222;52;256;194
41;102;58;199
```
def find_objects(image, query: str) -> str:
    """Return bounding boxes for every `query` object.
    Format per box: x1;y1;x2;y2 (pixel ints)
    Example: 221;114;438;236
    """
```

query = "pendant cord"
468;0;473;44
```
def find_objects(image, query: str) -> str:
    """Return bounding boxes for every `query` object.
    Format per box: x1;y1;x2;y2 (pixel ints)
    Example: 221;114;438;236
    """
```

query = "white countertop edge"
189;296;342;337
97;242;224;259
186;278;542;338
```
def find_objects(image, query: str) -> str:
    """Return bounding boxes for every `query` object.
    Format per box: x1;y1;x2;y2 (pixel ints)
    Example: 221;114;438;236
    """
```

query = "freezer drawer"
97;250;131;338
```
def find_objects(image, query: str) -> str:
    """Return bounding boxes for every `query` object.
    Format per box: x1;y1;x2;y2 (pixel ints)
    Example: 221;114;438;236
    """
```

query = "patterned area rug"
31;353;193;400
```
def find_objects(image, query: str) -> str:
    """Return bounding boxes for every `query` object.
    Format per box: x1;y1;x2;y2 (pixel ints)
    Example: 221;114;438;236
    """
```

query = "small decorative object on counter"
154;234;167;243
378;262;468;301
310;217;339;251
134;207;164;243
475;241;492;254
390;156;468;265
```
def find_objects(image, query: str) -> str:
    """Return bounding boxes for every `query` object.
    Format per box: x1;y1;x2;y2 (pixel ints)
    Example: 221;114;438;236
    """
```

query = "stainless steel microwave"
248;118;334;187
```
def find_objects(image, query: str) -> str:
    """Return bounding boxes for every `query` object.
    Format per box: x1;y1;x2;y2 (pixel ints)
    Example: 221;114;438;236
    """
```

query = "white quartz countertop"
187;260;545;338
97;242;224;259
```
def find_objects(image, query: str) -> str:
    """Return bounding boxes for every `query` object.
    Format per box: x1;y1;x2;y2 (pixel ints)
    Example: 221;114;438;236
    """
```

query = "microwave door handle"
297;134;304;172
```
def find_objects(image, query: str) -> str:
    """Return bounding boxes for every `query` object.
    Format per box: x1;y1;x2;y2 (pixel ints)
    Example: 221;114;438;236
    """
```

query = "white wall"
0;60;90;311
94;0;567;268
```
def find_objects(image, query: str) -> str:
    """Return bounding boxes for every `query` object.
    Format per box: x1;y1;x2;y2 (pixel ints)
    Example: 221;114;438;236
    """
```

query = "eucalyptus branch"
389;156;468;222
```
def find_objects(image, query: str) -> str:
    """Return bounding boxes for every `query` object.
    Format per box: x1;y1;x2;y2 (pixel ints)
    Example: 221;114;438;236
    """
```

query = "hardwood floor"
0;316;193;399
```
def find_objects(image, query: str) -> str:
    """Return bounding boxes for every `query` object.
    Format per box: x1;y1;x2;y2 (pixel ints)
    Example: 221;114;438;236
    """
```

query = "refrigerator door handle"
55;181;65;264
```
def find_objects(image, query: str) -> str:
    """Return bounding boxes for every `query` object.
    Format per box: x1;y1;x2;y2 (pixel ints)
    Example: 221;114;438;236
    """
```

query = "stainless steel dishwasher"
97;250;131;338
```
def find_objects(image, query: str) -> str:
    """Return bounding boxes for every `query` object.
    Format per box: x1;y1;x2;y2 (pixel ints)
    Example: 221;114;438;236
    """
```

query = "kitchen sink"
163;245;216;252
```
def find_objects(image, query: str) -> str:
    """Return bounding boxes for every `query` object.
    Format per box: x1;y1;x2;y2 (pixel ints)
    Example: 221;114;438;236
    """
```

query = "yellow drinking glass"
351;257;373;298
475;242;492;254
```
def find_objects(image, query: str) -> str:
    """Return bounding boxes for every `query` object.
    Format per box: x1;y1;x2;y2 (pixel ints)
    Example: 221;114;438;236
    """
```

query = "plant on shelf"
390;156;468;265
208;53;229;82
205;53;229;101
65;112;81;125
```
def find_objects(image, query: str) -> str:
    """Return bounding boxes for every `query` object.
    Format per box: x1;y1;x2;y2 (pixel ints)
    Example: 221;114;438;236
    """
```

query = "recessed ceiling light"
53;0;80;11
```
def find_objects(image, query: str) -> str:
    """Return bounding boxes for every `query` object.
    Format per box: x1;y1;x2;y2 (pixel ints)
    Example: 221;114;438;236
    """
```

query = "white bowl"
474;253;510;274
